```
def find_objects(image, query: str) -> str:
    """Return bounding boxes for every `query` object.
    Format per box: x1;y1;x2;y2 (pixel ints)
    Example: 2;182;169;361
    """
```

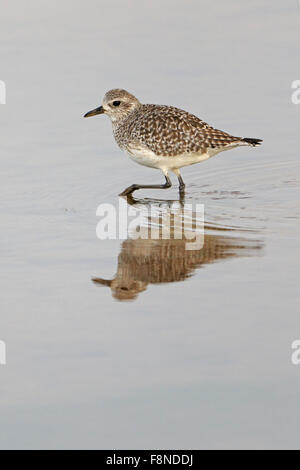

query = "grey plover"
84;89;262;195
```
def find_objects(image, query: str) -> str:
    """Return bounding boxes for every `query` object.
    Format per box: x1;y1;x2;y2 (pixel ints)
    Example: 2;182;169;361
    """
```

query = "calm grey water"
1;0;300;449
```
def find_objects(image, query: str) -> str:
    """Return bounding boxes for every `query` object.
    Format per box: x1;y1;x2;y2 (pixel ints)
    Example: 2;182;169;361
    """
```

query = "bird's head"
84;89;141;122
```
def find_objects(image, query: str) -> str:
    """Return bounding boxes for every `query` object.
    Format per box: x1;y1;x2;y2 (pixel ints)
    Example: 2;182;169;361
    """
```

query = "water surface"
0;0;300;449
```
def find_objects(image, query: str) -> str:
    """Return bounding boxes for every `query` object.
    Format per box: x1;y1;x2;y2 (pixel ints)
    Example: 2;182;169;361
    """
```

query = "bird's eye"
112;100;121;107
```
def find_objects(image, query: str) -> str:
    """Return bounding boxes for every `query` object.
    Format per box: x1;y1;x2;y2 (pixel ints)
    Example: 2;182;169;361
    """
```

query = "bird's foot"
119;184;139;196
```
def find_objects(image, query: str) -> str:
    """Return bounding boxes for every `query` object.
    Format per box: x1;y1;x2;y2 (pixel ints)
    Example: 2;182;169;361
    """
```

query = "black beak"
84;105;104;118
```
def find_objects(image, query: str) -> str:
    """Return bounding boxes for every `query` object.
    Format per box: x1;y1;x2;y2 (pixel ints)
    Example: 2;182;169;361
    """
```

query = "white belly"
126;146;214;171
125;141;241;172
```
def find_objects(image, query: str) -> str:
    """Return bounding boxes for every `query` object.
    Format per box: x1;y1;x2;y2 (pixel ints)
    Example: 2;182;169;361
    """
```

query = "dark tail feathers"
242;137;263;146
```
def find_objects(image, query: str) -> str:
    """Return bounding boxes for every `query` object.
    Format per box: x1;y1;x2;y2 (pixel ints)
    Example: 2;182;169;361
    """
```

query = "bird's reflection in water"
93;195;263;301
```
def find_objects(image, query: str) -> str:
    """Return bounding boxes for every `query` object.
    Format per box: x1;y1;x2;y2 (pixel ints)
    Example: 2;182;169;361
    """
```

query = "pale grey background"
0;0;300;449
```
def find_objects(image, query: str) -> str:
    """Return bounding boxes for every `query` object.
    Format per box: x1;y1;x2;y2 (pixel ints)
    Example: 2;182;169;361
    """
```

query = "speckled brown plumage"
84;89;262;194
114;104;242;157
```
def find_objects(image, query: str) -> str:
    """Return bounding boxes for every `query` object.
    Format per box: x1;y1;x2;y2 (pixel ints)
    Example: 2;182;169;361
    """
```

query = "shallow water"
1;0;300;449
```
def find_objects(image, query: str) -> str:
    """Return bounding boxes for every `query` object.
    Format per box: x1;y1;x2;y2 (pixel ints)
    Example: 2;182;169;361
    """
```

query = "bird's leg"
173;169;185;194
119;174;172;196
